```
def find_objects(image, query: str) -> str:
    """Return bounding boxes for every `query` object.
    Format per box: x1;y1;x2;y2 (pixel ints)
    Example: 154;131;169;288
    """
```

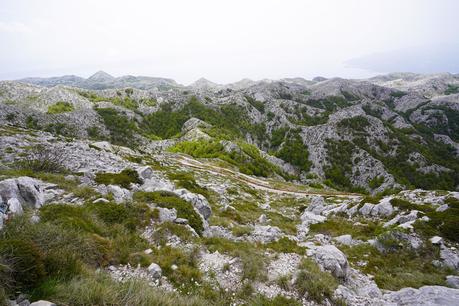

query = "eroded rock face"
359;197;394;217
248;225;282;243
181;117;211;133
0;177;62;227
383;286;459;306
307;245;349;279
447;276;459;289
107;185;132;204
440;245;459;271
174;188;212;220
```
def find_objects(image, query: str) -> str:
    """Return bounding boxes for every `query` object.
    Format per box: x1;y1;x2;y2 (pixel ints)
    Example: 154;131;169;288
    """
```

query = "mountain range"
1;71;459;306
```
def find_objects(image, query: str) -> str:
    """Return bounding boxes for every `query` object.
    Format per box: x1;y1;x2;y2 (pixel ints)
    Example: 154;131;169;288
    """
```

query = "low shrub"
152;246;201;289
95;108;139;147
0;239;46;291
167;172;209;198
134;191;204;235
18;144;67;173
275;133;311;172
249;294;301;306
203;237;266;281
294;258;338;303
47;102;74;114
265;237;305;254
342;243;449;290
95;168;142;189
45;272;206;306
309;217;383;240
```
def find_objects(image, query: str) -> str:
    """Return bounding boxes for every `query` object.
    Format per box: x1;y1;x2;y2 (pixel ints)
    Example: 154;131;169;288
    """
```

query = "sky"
0;0;458;85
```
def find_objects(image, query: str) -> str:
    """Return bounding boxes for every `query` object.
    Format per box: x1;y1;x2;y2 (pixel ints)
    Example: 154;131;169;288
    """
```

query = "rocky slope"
0;72;459;305
2;72;459;193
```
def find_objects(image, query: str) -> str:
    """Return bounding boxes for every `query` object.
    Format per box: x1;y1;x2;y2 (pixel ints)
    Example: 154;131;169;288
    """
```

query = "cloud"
0;21;31;33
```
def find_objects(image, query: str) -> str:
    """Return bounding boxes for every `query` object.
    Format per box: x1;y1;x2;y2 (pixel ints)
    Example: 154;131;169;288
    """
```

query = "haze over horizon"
1;0;458;84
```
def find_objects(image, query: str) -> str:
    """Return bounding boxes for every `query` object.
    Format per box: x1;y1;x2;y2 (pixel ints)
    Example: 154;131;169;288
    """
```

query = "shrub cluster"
134;191;204;235
95;168;142;189
47;102;74;114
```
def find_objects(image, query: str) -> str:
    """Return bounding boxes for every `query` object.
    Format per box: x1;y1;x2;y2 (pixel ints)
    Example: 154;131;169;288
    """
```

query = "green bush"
40;204;104;234
275;133;311;172
47;102;74;114
323;140;355;190
390;91;407;98
170;140;284;178
18;144;67;173
45;272;206;306
337;116;370;132
95;108;139;147
342;243;449;290
414;197;459;243
390;198;432;213
265;237;305;254
203;237;266;281
0;239;46;291
95;168;142;189
134;191;204;235
445;84;459;95
368;176;384;189
245;95;265;113
309;217;383;240
152;246;201;288
249;295;301;306
167;172;209;198
294;258;338;303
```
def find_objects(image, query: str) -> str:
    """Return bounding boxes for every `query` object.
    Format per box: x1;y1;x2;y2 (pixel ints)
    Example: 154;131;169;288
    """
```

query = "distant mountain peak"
87;71;115;82
190;77;220;88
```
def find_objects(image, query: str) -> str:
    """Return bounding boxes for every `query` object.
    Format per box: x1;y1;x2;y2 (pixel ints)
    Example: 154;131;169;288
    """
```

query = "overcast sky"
1;0;458;84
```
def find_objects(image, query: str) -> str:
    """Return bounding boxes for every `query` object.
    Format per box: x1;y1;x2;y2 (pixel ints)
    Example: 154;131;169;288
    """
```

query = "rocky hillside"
2;72;459;193
0;72;459;305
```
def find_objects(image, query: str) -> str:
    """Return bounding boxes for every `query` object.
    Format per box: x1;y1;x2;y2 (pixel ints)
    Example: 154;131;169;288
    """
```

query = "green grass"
294;258;339;304
275;132;311;172
167;172;210;198
169;140;286;178
95;108;139;147
202;237;267;281
95;168;142;189
265;237;305;254
38;272;206;306
309;216;384;240
341;242;451;290
47;102;74;114
445;84;459;95
134;191;204;235
413;197;459;243
151;246;202;290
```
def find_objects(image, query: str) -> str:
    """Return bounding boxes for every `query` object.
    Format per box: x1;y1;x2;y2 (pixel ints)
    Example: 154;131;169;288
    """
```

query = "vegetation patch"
275;131;311;172
167;171;210;198
309;216;384;240
134;191;204;235
203;237;267;281
265;237;305;254
95;168;142;189
445;84;459;95
47;102;74;114
294;258;339;304
413;197;459;243
169;140;286;178
245;95;265;113
95;107;139;147
341;243;450;290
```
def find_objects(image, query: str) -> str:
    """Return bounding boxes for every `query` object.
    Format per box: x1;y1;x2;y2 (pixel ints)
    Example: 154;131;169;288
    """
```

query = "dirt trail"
173;155;359;199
